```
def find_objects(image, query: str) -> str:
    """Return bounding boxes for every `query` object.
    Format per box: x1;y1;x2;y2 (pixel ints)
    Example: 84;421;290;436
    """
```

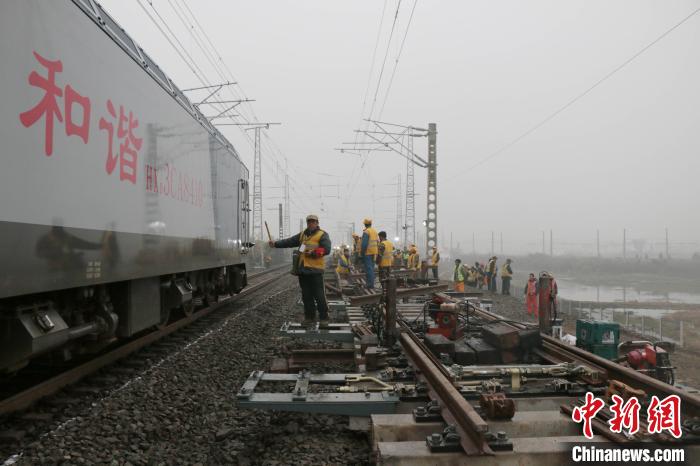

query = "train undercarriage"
0;264;247;374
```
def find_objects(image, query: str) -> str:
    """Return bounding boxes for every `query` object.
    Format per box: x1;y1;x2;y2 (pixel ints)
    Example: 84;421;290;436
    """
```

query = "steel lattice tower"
284;172;290;237
426;123;437;253
252;126;263;241
395;173;402;243
405;130;416;246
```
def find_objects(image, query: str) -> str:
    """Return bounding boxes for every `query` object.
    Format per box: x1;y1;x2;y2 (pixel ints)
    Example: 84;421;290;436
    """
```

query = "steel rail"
0;265;289;416
441;293;700;418
349;283;448;305
400;332;493;455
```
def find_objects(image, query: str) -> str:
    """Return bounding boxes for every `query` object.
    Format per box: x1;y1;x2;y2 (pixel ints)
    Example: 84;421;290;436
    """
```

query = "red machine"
617;341;675;386
427;302;463;340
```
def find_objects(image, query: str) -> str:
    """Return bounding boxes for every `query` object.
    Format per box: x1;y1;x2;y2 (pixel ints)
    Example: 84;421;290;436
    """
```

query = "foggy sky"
101;0;700;256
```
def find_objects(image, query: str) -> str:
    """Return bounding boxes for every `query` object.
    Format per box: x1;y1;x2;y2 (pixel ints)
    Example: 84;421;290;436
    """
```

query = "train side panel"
0;0;250;372
0;0;249;299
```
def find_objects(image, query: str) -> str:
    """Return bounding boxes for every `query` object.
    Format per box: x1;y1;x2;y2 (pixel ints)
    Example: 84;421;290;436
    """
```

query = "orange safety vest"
336;254;350;274
298;229;325;270
501;263;512;278
379;240;394;267
527;279;537;296
363;227;379;255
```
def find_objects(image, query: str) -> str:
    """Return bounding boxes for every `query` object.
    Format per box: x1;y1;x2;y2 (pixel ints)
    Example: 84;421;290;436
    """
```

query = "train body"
0;0;251;371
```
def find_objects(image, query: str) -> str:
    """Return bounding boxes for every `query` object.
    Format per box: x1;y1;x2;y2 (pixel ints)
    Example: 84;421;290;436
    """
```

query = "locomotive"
0;0;251;372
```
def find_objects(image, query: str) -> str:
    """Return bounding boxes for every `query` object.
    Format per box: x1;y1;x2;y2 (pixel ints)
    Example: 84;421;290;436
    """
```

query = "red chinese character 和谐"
99;99;142;184
20;51;91;156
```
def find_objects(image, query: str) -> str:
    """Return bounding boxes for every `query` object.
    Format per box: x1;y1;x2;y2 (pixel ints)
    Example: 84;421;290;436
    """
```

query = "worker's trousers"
362;255;376;289
501;277;511;295
487;272;497;292
432;266;438;279
526;294;538;317
298;273;329;321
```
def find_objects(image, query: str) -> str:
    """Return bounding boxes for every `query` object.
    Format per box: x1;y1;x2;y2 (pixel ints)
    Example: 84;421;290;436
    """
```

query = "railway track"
460;298;700;419
235;276;700;464
0;265;288;418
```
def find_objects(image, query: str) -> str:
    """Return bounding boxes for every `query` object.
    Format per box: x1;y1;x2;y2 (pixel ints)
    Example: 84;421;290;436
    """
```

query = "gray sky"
101;0;700;256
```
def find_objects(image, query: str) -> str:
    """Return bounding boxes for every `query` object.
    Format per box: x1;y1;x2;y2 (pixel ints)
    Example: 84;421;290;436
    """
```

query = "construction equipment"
616;341;675;386
575;319;620;360
427;303;462;340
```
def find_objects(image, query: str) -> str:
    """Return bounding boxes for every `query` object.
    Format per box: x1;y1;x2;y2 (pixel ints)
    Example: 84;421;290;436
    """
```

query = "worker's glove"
310;247;325;258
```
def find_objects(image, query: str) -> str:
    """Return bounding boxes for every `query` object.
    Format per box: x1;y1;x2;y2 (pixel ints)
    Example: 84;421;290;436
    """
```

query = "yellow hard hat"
363;218;372;225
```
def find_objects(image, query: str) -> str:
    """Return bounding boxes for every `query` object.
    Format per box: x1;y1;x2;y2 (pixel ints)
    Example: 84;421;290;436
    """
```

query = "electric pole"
278;203;283;239
597;229;600;258
284;164;290;238
542;231;545;255
425;123;438;255
550;229;553;256
405;130;416;246
395;173;402;241
343;119;430;249
237;122;280;268
252;127;262;242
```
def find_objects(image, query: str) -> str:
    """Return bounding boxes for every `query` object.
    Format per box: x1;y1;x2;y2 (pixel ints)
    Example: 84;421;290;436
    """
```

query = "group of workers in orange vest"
334;218;441;289
452;257;513;294
269;212;553;327
451;258;559;319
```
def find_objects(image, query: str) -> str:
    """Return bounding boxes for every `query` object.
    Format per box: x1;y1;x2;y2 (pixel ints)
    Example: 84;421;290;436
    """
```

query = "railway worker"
430;246;440;280
487;256;498;292
377;231;394;283
351;233;362;267
474;262;484;289
336;247;352;276
541;271;559;317
453;259;466;292
269;214;332;328
501;258;513;295
393;248;402;267
402;247;410;267
465;266;477;288
407;245;420;278
360;218;379;290
524;273;539;317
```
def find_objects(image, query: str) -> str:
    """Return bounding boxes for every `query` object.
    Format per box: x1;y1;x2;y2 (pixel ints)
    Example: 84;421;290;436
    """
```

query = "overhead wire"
162;0;319;217
377;0;418;119
445;4;700;182
343;0;407;211
138;0;316;221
